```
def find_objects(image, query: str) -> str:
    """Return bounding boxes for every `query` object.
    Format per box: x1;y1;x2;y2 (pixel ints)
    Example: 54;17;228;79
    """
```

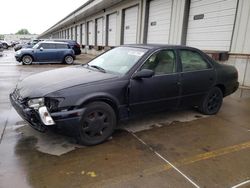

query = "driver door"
129;50;181;116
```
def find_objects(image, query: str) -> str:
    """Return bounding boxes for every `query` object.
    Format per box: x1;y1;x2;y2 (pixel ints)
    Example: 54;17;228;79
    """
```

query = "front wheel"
78;102;116;146
64;55;74;64
22;55;33;65
199;87;223;115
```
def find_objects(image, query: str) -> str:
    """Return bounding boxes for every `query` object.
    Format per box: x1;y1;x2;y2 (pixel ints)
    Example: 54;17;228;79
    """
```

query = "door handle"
176;81;181;85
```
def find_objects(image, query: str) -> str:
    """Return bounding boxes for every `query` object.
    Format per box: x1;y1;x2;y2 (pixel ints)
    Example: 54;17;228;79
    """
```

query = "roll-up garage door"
123;6;139;44
72;27;75;40
76;25;81;44
96;17;104;46
87;21;94;46
147;0;172;44
69;28;72;39
81;23;86;45
67;29;69;39
108;13;117;46
186;0;237;51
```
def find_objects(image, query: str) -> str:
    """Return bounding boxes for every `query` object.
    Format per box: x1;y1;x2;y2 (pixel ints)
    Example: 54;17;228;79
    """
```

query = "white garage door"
67;29;70;39
147;0;172;44
123;6;139;44
96;17;104;46
72;27;75;40
108;13;117;46
76;25;81;44
186;0;237;51
69;28;72;39
87;21;94;46
81;23;86;45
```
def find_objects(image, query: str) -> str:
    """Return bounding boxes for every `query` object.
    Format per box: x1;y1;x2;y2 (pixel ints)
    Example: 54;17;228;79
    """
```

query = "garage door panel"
188;15;236;29
186;0;237;51
190;0;237;9
147;0;172;44
189;9;236;19
123;6;139;44
187;32;233;40
87;21;94;46
97;18;104;46
108;13;117;46
81;24;86;45
76;26;81;44
187;25;233;33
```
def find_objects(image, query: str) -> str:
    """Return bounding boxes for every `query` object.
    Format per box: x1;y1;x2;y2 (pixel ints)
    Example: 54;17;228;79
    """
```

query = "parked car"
0;40;10;49
15;41;75;65
14;39;42;51
0;42;3;56
10;45;239;145
46;39;81;55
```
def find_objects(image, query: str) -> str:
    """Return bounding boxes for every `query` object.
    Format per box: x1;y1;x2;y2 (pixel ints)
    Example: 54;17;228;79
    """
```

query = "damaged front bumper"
10;93;85;132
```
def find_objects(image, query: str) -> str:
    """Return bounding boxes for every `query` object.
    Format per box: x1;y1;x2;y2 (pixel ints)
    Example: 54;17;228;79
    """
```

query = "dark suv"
15;41;75;65
47;39;81;55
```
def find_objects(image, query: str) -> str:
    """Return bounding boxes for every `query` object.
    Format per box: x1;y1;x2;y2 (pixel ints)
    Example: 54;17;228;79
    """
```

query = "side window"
141;50;176;75
180;50;211;72
56;44;68;49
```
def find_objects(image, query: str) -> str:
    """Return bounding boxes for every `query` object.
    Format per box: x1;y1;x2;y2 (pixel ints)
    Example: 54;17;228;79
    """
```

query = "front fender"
76;92;120;108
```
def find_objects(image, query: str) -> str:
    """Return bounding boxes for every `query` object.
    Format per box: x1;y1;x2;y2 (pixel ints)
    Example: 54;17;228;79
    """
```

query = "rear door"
178;49;216;106
129;49;181;115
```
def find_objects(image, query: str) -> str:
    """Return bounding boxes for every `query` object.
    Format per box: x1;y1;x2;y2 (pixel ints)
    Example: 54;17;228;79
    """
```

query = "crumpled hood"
17;66;118;98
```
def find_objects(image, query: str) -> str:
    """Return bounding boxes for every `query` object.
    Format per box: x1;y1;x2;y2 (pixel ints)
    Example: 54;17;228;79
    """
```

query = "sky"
0;0;88;35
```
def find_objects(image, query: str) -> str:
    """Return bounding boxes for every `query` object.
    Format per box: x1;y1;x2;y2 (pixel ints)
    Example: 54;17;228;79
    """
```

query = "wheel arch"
78;94;120;120
215;84;226;97
21;54;34;61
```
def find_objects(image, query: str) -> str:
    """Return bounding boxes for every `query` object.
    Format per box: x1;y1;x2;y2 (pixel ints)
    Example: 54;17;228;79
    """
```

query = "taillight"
76;43;80;48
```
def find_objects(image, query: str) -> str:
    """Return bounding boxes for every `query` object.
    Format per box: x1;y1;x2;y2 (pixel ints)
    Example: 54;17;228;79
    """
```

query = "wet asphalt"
0;49;250;188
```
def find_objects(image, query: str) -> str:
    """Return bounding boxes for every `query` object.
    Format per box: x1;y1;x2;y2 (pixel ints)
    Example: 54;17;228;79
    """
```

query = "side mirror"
132;69;154;79
39;47;43;51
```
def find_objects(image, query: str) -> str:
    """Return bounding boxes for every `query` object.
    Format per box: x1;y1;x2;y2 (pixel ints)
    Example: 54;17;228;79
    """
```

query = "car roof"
39;41;69;45
123;44;199;51
45;39;76;43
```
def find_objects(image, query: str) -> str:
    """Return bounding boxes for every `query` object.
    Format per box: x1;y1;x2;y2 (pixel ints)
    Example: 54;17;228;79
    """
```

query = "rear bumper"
73;48;81;55
225;81;239;96
10;93;85;133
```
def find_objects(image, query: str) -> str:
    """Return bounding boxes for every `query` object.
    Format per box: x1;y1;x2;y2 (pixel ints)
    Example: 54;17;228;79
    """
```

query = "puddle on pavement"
15;124;84;156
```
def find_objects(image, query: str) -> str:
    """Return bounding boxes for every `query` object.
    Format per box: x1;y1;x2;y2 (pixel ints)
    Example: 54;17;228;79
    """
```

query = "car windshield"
87;47;148;75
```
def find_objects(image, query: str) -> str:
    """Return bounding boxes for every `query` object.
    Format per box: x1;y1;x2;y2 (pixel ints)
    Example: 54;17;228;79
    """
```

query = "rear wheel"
2;43;8;49
78;102;116;146
22;55;33;65
64;55;74;64
199;87;223;115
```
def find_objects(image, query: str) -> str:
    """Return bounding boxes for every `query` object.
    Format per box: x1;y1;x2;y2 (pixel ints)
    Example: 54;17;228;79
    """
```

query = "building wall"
4;34;38;43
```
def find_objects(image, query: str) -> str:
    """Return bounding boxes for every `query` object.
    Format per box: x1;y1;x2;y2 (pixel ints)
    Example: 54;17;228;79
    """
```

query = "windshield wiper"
89;65;106;73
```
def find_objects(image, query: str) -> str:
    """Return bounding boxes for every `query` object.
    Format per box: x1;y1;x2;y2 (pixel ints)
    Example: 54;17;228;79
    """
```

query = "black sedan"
10;45;239;145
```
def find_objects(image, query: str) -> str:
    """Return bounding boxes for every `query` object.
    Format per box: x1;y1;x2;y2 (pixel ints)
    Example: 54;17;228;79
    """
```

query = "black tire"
64;55;74;64
199;87;223;115
78;102;116;146
22;55;33;65
3;44;8;49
